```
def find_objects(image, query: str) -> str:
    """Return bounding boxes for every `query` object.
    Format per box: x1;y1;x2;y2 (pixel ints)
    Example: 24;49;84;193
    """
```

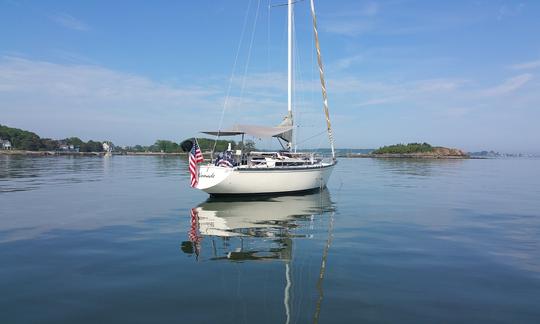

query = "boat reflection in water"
182;189;333;261
181;189;335;323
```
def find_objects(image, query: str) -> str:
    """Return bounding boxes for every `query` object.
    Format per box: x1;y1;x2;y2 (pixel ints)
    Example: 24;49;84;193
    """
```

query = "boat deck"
213;150;333;169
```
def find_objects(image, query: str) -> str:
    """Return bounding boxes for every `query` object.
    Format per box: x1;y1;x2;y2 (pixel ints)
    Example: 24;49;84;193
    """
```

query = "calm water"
1;155;539;323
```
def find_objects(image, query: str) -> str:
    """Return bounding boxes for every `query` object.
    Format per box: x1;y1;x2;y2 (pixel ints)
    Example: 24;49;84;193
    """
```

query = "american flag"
189;141;204;187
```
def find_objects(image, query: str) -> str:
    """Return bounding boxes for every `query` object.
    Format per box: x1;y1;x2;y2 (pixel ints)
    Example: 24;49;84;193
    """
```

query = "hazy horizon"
1;1;539;153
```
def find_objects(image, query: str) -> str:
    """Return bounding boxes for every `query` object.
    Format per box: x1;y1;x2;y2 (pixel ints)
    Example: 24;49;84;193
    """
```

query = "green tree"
40;138;60;151
85;140;104;152
239;140;256;152
65;137;84;148
372;142;433;154
0;124;41;150
190;137;238;152
155;140;180;153
133;145;146;152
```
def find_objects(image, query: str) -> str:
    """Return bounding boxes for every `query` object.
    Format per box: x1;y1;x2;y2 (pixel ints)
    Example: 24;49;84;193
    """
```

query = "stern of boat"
196;164;234;191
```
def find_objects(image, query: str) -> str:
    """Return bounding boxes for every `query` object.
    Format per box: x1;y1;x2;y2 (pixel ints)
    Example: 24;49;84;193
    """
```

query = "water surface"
1;155;539;323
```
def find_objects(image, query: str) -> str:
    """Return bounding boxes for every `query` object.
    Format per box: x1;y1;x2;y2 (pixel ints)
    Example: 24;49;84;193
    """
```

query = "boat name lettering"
200;172;215;178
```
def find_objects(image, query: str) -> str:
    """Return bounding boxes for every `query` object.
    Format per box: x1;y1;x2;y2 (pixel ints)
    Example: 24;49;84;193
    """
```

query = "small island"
349;143;469;159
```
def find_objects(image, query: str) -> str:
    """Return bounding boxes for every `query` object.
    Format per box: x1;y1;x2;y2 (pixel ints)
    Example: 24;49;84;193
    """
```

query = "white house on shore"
102;141;114;153
58;143;79;152
1;139;12;150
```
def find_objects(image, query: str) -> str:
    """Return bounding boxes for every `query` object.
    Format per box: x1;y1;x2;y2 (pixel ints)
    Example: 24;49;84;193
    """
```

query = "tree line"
372;143;434;154
1;124;105;152
123;138;256;154
1;124;255;153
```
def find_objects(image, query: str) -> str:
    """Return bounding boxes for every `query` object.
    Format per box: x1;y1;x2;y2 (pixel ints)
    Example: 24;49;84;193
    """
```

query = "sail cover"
277;111;293;143
201;124;293;143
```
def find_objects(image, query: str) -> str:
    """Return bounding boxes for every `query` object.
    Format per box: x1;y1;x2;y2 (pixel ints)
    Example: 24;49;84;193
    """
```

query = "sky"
1;0;539;152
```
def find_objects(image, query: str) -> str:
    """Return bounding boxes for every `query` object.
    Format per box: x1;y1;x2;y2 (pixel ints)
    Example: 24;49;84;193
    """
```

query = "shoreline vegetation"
346;143;470;159
0;150;189;156
2;145;471;159
2;124;473;159
0;124;247;156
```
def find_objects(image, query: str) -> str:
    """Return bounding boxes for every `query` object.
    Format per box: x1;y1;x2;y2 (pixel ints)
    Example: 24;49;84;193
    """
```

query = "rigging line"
316;128;324;152
271;0;304;7
212;0;253;154
294;129;326;146
237;0;262;108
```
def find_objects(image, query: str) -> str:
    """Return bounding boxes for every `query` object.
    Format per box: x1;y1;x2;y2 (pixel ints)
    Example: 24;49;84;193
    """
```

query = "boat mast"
309;0;336;159
287;0;294;151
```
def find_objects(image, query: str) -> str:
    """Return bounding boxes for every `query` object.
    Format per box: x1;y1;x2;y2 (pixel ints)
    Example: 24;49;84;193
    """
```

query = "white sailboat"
184;0;336;195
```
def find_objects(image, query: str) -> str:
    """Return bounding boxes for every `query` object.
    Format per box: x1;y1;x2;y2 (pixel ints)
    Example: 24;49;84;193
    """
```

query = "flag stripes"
189;141;204;187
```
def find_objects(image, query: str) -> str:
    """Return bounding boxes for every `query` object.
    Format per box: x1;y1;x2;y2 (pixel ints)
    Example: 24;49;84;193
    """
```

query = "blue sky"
1;0;539;152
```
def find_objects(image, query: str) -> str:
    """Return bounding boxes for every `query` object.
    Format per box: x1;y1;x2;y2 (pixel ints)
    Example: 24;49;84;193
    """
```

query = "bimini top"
201;124;293;142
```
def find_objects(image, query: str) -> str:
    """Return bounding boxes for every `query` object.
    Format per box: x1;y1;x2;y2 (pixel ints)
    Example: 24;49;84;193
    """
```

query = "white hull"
196;162;335;195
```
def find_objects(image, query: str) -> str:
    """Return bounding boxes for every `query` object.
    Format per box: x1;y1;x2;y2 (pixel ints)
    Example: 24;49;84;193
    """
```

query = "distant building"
58;142;79;152
1;139;12;150
102;141;113;153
